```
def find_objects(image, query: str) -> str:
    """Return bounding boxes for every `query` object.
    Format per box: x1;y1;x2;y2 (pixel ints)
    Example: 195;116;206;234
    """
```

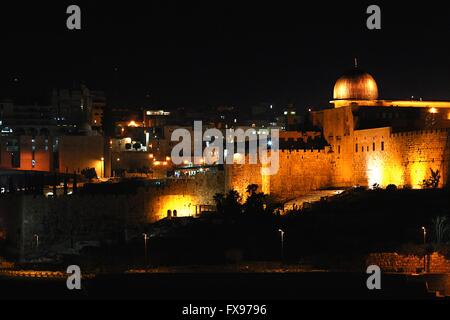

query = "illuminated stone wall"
145;173;226;221
352;128;450;188
225;162;263;200
269;150;333;198
391;129;450;188
0;173;225;258
367;253;450;274
312;106;356;187
352;127;397;187
312;106;450;189
225;150;334;200
225;127;450;198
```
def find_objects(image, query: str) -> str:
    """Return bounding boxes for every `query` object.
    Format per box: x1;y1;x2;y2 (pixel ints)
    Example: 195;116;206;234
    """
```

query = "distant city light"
146;110;171;116
429;107;438;114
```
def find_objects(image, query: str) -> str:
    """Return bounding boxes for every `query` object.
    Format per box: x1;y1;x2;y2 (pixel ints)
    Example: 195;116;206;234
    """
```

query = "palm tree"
212;191;243;216
246;184;259;196
432;216;450;244
422;169;441;189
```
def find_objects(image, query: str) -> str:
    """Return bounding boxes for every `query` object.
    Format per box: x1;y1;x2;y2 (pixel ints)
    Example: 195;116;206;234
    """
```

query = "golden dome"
333;68;379;100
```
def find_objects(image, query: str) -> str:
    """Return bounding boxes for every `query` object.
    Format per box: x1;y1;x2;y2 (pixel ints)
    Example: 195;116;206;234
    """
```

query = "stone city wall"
352;128;450;188
0;172;225;258
225;150;334;200
367;253;450;274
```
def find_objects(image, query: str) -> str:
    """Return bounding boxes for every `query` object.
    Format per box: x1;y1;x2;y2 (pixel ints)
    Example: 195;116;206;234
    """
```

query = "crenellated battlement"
390;128;450;138
277;147;332;158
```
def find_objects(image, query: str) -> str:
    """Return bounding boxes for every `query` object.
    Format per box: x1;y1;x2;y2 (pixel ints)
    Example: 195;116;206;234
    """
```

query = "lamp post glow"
100;157;104;178
422;227;427;273
34;234;39;249
143;233;149;265
278;229;285;262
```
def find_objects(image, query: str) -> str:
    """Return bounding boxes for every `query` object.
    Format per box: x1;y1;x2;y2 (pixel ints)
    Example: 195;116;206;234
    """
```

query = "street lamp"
34;234;39;249
278;229;285;262
143;233;149;266
100;157;104;178
422;227;427;273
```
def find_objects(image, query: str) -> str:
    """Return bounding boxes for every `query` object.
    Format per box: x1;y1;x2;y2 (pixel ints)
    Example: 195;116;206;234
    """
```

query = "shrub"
421;169;441;189
386;184;398;192
372;183;382;190
81;168;98;181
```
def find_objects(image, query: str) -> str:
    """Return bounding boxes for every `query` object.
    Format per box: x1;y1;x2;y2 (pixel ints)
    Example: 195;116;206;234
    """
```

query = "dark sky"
1;1;450;111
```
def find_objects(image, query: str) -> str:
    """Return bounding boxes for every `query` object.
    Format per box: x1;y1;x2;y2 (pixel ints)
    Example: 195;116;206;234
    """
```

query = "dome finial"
354;57;358;69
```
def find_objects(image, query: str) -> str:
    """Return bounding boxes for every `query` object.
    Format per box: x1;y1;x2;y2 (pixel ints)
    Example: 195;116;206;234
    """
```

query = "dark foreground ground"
0;272;443;300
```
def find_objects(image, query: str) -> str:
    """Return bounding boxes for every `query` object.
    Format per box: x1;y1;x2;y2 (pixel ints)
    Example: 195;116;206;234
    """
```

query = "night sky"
1;1;450;110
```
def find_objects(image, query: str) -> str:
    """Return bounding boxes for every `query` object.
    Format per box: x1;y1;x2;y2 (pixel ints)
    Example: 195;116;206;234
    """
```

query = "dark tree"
213;190;243;217
81;168;98;182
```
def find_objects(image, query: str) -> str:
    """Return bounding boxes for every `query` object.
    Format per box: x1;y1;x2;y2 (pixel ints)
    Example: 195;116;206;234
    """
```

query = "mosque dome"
333;67;379;100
